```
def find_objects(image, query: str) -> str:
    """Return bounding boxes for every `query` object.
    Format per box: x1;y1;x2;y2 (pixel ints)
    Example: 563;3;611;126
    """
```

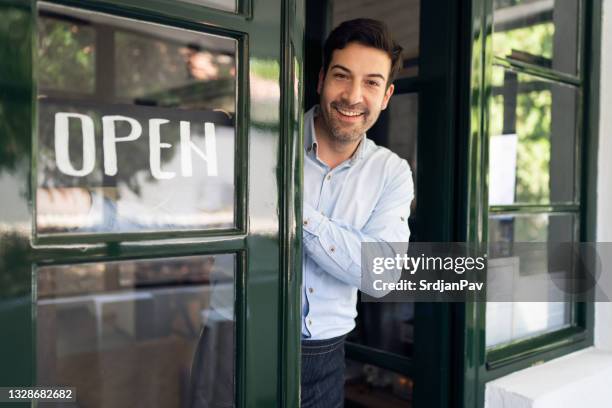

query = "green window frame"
460;0;602;407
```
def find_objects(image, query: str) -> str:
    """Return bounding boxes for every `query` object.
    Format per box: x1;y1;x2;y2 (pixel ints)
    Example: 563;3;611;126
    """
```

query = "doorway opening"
305;1;422;406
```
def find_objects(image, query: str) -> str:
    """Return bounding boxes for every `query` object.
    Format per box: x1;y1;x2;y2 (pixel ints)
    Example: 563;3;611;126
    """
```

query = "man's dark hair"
322;18;403;86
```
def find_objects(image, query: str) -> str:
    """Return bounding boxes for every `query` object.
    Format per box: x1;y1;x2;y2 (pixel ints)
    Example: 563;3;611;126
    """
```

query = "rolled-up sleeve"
303;160;413;295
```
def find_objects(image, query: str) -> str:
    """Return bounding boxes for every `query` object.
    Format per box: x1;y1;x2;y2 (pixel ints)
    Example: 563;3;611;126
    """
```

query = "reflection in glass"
486;300;571;348
347;302;414;357
345;360;413;406
493;0;580;75
38;14;95;93
37;254;235;407
36;3;237;234
486;213;574;347
489;213;574;244
489;67;578;205
331;0;420;78
180;0;237;13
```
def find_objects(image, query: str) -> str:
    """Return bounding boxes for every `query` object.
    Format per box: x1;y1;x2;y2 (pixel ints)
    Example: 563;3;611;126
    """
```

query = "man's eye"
334;73;348;79
367;80;381;87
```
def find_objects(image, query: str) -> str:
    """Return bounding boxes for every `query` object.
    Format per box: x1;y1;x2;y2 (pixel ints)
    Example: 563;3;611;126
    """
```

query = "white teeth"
336;108;362;117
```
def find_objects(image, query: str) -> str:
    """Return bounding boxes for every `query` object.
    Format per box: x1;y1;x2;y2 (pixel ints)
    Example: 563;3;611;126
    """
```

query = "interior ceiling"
332;0;420;60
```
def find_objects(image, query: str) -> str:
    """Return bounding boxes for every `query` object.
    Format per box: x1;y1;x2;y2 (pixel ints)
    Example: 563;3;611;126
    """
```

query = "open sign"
38;98;234;187
54;113;218;179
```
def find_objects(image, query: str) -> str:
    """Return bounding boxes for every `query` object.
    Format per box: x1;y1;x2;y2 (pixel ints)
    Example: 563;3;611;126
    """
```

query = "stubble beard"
322;102;375;145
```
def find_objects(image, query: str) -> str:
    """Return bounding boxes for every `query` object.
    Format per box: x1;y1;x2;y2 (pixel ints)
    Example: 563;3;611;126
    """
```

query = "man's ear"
381;83;395;110
317;68;325;95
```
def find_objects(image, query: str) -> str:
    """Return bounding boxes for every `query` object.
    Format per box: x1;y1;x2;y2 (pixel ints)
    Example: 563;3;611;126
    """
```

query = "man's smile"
331;104;367;123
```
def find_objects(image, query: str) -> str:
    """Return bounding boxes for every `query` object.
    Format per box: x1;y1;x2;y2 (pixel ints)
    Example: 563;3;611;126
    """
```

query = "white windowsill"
485;347;612;408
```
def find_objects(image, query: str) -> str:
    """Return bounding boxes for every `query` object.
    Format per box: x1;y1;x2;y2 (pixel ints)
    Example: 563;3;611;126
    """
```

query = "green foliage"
0;7;32;175
38;17;95;92
493;22;554;60
515;84;551;204
251;58;280;81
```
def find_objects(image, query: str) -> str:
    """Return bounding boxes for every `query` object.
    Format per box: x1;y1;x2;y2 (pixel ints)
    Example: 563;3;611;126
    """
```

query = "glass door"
0;0;302;406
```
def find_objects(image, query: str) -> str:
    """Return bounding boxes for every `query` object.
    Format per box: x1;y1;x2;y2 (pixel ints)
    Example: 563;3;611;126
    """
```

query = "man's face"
317;42;395;144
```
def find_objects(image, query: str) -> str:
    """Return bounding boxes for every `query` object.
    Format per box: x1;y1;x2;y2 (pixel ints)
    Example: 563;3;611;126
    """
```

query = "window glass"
36;3;237;234
486;301;571;347
489;212;575;243
347;302;414;357
486;213;575;347
331;0;420;79
345;360;413;406
38;13;95;93
493;0;581;75
489;66;578;205
37;254;235;407
180;0;237;13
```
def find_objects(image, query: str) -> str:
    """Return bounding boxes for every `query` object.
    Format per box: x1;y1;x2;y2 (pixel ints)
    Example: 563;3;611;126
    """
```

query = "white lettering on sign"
52;112;219;179
102;115;142;176
180;121;218;177
54;113;96;177
150;118;175;180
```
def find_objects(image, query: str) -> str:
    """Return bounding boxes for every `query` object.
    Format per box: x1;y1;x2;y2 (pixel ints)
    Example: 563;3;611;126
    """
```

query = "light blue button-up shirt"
302;106;414;340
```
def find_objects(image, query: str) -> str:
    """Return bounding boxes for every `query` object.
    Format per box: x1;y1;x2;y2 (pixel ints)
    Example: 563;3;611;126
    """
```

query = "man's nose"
342;81;363;105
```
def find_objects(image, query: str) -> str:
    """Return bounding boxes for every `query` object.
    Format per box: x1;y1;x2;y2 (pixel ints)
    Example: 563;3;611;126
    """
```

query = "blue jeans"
301;335;346;408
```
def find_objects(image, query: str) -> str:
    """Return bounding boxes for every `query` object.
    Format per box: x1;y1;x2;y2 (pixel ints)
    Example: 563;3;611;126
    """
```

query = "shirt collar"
304;105;367;163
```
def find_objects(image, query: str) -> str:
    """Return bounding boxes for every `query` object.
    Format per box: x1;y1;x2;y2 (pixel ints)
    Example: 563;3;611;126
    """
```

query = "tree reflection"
491;69;552;205
39;16;95;93
490;12;558;206
493;23;554;63
515;81;551;203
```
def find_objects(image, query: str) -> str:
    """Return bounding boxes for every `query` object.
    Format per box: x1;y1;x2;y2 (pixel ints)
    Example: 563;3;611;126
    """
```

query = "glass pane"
486;302;571;347
489;213;575;243
331;0;420;78
37;254;235;407
36;3;237;234
180;0;237;13
489;67;578;205
347;302;414;357
493;0;581;75
345;360;413;406
38;13;95;93
486;213;575;347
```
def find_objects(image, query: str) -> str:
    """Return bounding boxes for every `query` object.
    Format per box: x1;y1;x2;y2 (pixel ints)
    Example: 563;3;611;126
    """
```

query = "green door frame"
0;0;304;406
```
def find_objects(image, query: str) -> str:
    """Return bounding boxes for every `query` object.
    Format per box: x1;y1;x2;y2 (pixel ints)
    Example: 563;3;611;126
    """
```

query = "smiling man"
301;19;414;407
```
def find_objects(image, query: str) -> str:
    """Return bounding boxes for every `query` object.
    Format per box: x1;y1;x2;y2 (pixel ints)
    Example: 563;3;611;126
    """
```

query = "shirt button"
308;287;314;293
308;319;312;326
326;174;332;180
330;246;336;253
303;219;309;226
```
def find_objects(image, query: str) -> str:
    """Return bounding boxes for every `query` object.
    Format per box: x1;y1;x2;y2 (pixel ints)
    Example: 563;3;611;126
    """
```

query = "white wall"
596;0;612;352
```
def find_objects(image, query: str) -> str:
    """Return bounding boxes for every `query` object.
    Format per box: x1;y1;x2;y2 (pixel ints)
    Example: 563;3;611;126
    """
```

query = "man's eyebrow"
329;64;386;81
